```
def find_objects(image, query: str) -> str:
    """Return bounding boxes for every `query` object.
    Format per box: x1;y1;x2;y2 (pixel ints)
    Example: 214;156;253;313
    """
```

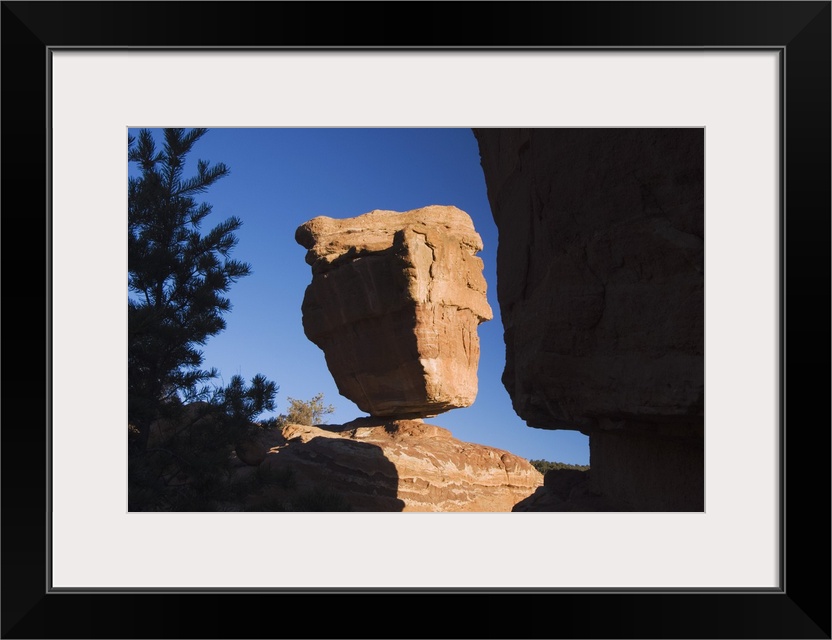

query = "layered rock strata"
239;419;543;512
473;128;704;511
296;206;493;418
141;406;543;512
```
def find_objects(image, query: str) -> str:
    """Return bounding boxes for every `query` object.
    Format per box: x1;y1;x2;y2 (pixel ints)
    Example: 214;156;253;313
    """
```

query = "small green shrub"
275;392;335;426
528;459;590;474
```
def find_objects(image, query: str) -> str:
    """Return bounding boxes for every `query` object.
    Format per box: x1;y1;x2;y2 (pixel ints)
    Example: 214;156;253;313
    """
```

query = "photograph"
126;126;704;514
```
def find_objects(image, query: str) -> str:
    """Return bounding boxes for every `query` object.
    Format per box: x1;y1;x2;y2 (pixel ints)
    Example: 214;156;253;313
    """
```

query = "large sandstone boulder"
296;205;493;418
242;419;542;512
473;128;704;511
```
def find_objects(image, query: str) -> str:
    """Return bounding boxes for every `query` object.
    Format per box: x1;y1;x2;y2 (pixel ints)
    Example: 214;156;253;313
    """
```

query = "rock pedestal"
296;205;493;418
244;419;543;512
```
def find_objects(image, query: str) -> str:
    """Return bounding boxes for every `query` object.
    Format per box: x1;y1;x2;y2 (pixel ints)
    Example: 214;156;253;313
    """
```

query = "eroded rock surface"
474;128;704;511
239;419;542;512
296;206;493;418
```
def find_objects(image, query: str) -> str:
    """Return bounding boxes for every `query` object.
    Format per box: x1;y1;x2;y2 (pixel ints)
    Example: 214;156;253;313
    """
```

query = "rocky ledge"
236;418;542;512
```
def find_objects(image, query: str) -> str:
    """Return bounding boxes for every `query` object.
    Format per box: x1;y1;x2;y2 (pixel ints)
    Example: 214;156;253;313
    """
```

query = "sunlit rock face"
296;205;493;418
474;128;704;511
246;419;543;512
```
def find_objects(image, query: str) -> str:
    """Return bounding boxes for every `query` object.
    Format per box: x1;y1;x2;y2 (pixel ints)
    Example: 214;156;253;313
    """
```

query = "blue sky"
129;127;590;466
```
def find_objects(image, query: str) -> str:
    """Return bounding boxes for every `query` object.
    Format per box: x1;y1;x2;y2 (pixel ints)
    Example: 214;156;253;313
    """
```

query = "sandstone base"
240;419;543;512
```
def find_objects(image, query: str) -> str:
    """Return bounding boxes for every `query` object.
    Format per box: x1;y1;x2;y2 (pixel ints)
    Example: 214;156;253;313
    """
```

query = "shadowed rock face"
474;128;704;511
296;205;493;418
140;405;543;512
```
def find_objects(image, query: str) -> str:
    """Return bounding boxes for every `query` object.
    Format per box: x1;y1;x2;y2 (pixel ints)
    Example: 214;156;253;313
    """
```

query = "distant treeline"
528;459;590;474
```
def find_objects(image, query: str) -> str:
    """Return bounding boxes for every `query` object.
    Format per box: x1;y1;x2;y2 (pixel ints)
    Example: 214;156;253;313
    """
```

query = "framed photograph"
4;2;829;638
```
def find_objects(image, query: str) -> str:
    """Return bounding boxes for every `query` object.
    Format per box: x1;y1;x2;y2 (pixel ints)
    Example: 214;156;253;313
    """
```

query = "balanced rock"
296;205;493;418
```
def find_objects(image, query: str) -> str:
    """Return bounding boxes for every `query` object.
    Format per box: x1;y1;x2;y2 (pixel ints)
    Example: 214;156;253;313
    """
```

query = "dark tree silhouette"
127;128;274;454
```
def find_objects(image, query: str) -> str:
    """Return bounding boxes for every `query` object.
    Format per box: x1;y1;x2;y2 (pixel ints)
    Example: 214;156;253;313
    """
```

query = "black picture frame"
3;2;829;638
